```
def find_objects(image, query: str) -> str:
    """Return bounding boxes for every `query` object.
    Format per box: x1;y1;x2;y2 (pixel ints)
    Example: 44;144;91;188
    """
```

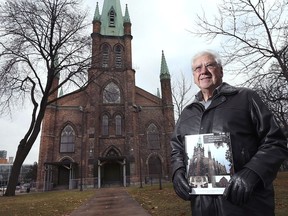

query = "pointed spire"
59;87;64;97
93;2;101;22
197;136;202;148
160;50;171;80
123;4;130;23
156;88;161;97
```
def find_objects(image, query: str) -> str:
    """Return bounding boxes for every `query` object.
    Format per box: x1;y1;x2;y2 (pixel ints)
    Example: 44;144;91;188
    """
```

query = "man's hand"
172;168;191;200
223;168;260;206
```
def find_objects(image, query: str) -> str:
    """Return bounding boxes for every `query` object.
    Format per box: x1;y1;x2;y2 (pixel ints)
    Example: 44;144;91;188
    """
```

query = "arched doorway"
58;165;70;186
102;161;121;186
98;147;126;188
44;158;77;191
148;154;162;179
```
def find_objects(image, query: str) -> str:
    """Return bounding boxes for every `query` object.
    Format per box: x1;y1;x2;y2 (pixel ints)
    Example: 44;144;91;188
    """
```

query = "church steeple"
91;1;133;69
160;50;171;80
100;0;125;36
160;51;172;103
124;4;131;23
93;2;101;22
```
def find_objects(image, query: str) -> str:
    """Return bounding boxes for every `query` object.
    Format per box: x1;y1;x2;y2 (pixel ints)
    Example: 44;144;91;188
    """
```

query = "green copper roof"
160;50;171;80
156;88;161;97
123;4;130;23
99;0;126;36
58;87;64;97
93;2;101;21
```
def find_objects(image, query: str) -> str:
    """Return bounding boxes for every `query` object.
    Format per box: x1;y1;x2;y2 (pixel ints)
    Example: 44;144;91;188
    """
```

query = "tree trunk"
4;140;30;196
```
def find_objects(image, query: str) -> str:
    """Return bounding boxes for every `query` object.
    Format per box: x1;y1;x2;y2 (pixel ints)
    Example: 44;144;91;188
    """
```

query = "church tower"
37;0;175;190
86;0;138;186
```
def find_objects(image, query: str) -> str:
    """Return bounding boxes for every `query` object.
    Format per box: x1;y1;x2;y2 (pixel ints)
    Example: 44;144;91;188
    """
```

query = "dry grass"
0;172;287;216
0;189;95;216
128;183;190;216
274;172;288;216
128;171;288;216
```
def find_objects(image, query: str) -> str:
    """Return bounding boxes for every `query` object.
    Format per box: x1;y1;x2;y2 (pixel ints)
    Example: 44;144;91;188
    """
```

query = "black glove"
223;168;260;206
172;168;191;200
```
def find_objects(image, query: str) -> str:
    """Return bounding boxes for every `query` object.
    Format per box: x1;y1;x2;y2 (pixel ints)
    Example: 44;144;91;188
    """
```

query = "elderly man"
171;50;288;216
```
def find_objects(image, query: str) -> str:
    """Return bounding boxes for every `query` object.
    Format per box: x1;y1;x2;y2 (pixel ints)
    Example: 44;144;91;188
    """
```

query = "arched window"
102;115;109;135
147;123;160;149
101;44;109;68
115;115;122;135
60;125;75;153
103;82;121;103
148;155;162;177
115;45;122;68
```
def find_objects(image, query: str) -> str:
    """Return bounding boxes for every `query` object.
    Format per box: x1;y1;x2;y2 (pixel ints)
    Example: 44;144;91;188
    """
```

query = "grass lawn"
0;189;95;216
0;172;287;216
128;171;288;216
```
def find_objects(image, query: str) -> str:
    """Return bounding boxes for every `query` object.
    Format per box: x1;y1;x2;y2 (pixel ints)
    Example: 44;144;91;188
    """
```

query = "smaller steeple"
156;88;161;97
123;4;130;23
58;87;64;97
93;2;101;22
160;50;171;80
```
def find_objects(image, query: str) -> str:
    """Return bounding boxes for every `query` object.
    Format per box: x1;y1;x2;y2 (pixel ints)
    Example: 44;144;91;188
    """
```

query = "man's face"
192;54;223;92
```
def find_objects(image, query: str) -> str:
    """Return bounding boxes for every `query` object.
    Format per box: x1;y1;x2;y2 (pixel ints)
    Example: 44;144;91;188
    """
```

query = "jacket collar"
195;82;238;102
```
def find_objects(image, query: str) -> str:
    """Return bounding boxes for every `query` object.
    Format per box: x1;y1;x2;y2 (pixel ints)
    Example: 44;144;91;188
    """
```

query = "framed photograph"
185;133;234;195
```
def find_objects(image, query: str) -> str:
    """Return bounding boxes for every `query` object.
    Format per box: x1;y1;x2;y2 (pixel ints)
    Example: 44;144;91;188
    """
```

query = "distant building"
0;150;8;164
37;0;174;191
0;150;7;159
8;157;13;164
0;164;33;186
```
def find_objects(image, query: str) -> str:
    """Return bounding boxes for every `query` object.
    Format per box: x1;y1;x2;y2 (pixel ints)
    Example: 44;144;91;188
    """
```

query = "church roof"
93;0;131;36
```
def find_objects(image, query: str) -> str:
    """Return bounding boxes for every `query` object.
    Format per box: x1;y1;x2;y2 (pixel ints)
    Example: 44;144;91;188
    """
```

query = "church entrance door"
102;161;121;186
58;165;70;186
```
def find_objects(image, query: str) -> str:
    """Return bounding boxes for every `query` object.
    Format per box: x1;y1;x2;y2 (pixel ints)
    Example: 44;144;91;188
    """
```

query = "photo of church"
185;133;232;194
36;0;175;190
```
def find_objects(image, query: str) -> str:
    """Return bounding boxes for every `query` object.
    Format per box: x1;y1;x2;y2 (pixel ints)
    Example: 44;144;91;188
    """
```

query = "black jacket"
171;83;288;216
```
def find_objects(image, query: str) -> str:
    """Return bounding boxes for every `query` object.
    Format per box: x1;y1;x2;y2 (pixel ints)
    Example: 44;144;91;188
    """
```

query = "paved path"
69;187;151;216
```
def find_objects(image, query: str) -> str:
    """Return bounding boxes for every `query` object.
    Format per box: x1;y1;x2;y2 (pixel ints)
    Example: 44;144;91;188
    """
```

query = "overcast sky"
0;0;238;164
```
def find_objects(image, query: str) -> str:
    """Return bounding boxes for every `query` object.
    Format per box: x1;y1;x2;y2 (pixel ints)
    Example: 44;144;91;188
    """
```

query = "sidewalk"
69;187;151;216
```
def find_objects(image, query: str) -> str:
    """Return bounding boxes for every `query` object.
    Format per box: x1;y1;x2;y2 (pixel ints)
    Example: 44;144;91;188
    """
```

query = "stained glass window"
103;82;121;103
102;115;109;135
115;115;122;135
102;44;109;68
147;123;160;149
115;45;122;68
60;125;75;153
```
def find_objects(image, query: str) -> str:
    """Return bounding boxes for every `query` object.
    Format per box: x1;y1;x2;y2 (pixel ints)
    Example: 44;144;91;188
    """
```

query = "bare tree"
0;0;91;196
252;63;288;136
172;72;195;119
191;0;288;85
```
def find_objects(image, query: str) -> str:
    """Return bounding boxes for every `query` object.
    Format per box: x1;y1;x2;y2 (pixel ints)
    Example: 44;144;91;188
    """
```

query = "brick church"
36;0;175;190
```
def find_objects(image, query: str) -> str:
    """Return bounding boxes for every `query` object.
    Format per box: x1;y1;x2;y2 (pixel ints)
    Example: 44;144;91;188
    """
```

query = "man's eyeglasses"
193;62;218;73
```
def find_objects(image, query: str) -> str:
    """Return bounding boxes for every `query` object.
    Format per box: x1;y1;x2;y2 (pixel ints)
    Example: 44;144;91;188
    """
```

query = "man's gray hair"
192;50;222;67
